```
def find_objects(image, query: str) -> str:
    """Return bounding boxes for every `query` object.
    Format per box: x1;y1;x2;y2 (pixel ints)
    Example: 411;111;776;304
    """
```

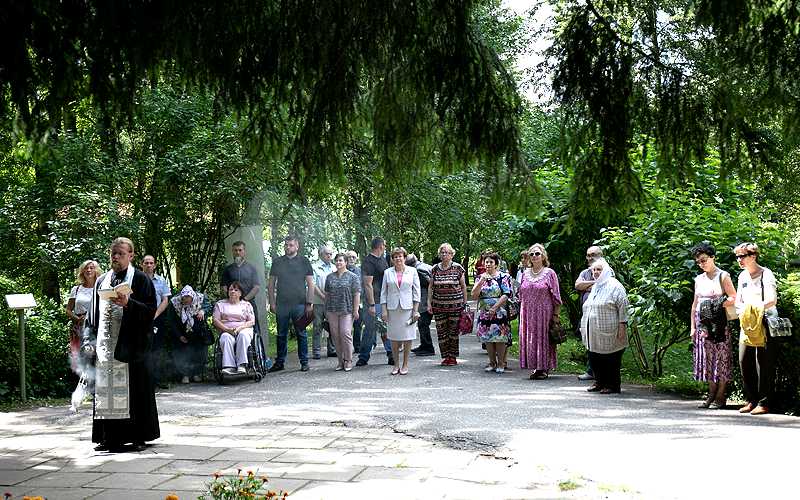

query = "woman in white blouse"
689;242;736;409
580;258;629;394
733;242;778;415
66;260;100;371
381;247;420;375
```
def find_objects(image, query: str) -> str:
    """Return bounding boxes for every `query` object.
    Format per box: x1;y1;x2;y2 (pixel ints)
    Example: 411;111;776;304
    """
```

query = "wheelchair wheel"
213;340;224;385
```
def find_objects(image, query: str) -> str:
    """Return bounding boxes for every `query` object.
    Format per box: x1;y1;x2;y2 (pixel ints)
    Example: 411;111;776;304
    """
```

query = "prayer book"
98;282;133;300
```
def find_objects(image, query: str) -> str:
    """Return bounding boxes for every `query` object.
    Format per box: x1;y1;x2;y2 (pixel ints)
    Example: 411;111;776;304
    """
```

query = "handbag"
293;308;314;331
199;322;215;346
458;305;474;335
494;276;519;321
759;281;792;338
548;318;567;345
765;316;792;338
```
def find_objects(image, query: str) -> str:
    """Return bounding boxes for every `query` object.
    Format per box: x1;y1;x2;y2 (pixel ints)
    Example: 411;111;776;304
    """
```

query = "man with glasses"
311;245;337;359
575;245;603;381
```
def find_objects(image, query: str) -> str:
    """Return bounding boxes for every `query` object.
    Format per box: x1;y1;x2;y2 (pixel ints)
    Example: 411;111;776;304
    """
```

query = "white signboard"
4;294;37;310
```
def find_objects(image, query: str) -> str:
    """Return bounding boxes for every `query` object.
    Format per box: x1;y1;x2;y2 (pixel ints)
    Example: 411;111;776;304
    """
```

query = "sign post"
5;293;37;401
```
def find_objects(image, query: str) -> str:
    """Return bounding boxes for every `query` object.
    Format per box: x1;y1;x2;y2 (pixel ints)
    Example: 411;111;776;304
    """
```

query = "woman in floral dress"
519;243;562;379
471;252;512;373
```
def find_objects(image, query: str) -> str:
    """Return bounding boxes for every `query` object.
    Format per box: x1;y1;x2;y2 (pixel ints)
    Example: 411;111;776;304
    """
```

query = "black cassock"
92;268;160;445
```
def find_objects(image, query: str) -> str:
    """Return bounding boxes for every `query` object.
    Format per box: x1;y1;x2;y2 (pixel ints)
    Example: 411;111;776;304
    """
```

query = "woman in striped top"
428;243;468;365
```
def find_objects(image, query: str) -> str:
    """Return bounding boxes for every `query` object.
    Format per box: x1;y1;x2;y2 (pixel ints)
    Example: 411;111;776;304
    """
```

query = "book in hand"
98;282;133;301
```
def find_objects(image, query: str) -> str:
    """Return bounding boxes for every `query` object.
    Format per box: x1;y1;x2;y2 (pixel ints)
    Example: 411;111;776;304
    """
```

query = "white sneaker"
237;366;247;374
222;367;237;375
191;375;202;383
484;366;496;372
181;376;190;384
495;367;505;374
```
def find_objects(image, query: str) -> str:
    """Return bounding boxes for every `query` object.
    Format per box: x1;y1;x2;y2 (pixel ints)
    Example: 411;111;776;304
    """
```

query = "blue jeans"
358;303;393;363
276;303;309;365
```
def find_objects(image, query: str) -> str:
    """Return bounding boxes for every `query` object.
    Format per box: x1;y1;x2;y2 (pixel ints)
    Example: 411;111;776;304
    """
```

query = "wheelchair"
212;321;268;384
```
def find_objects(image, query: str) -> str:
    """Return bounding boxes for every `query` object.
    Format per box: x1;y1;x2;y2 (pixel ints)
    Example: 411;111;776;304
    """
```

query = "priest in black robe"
90;237;160;452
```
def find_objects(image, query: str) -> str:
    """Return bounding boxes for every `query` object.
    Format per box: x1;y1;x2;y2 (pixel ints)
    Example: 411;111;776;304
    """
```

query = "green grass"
0;397;70;412
558;479;582;491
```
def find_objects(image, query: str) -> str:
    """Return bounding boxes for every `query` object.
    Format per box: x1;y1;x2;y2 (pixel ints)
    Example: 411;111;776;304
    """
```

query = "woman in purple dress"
519;243;562;379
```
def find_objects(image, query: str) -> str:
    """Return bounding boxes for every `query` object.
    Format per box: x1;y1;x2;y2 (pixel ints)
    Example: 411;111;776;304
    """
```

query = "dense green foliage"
1;0;522;183
600;158;792;376
547;0;800;218
0;276;72;401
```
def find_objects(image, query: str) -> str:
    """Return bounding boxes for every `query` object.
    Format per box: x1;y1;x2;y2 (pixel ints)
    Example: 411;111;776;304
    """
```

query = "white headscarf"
587;258;616;302
171;285;204;328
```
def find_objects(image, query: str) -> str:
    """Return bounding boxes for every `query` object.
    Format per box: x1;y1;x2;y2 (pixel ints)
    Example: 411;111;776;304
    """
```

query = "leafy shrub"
600;175;793;377
0;275;73;402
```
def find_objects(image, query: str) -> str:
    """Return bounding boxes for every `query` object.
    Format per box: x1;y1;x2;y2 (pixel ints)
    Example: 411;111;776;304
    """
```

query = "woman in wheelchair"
212;281;256;375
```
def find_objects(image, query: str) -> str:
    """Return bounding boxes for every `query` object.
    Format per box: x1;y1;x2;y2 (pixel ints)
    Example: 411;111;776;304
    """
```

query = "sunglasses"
735;252;754;260
529;251;542;257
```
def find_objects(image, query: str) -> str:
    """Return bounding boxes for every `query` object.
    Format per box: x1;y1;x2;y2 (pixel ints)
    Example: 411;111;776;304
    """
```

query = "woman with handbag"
689;243;737;409
471;252;512;373
168;285;213;383
381;247;420;375
733;242;778;415
519;243;562;380
580;258;629;394
429;243;468;366
65;259;101;401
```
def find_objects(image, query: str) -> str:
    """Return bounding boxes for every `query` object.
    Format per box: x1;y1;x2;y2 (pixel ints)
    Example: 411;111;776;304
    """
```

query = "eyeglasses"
735;253;754;260
529;251;542;257
695;258;709;265
439;251;453;255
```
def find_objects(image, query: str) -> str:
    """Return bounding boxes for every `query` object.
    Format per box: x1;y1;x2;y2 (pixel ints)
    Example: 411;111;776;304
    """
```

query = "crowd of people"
65;235;786;452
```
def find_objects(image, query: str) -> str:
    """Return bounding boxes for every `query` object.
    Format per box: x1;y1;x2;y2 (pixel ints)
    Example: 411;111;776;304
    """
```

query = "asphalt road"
156;326;799;500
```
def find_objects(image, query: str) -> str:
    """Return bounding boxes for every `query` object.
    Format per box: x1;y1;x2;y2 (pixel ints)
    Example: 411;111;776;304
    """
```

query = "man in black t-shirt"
356;237;394;366
268;235;314;372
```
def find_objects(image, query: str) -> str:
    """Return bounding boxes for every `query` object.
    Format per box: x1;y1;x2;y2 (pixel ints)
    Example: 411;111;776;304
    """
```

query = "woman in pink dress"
519;243;562;379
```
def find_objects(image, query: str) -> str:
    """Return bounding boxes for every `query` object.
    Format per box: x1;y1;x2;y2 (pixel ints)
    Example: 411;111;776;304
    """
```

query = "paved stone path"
1;327;798;499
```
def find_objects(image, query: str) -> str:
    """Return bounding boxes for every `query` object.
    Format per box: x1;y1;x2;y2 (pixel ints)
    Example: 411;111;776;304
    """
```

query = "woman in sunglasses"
733;242;778;415
689;242;736;409
518;243;562;380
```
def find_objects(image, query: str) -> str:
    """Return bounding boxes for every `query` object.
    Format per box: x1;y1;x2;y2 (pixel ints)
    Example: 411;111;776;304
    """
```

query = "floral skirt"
476;311;510;343
693;313;732;383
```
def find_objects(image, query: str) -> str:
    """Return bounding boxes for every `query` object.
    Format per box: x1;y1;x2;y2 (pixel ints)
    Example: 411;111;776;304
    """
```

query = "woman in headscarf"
167;285;212;383
580;258;629;394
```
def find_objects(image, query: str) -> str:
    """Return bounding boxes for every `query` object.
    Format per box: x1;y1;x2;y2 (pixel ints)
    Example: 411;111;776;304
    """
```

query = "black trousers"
739;340;777;407
588;349;625;392
417;311;434;352
148;315;170;385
